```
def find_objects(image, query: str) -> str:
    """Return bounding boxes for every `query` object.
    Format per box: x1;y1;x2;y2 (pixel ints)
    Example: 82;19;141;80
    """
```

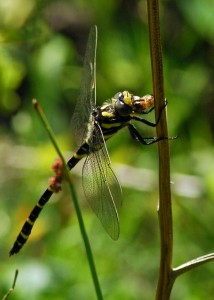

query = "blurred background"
0;0;214;299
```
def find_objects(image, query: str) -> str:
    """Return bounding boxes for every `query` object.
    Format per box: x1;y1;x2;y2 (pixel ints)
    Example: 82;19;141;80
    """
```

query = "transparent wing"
82;123;122;240
71;25;97;147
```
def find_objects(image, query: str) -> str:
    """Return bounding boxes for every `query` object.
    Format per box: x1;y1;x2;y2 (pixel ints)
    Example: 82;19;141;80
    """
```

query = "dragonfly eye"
118;92;124;102
115;92;133;116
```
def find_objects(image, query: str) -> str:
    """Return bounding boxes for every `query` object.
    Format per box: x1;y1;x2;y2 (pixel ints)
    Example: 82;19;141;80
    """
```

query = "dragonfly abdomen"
67;142;90;169
9;188;53;255
10;143;91;255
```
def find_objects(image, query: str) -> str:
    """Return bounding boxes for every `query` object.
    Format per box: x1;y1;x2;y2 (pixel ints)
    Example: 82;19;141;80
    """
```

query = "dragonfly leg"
128;123;170;145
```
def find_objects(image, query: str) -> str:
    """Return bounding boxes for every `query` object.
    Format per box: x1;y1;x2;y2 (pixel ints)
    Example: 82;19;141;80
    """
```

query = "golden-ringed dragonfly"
10;25;167;255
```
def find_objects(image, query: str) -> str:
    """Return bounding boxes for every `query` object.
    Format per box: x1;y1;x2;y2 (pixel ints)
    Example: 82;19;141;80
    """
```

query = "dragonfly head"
114;91;133;116
114;91;154;116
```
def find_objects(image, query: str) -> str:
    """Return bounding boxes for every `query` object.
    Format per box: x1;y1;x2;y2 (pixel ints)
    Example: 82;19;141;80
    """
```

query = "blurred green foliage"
0;0;214;299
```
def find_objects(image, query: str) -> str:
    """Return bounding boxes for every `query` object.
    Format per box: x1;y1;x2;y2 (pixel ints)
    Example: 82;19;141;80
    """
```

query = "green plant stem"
2;270;18;300
67;176;103;300
33;99;103;300
147;1;174;299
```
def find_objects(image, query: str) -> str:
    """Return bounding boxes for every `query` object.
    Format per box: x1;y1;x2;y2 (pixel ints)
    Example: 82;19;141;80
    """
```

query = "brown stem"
173;253;214;278
147;0;174;299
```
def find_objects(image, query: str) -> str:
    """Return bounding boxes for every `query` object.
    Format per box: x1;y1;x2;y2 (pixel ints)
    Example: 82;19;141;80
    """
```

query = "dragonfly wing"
82;124;122;240
71;25;97;147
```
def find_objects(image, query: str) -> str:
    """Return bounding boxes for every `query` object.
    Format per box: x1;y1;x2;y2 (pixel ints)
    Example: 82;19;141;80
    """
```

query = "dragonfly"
10;25;167;255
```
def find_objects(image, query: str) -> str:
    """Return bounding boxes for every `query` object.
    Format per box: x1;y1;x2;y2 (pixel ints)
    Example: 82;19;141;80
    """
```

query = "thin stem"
32;100;66;166
2;270;19;300
33;99;103;300
173;253;214;278
147;0;174;299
